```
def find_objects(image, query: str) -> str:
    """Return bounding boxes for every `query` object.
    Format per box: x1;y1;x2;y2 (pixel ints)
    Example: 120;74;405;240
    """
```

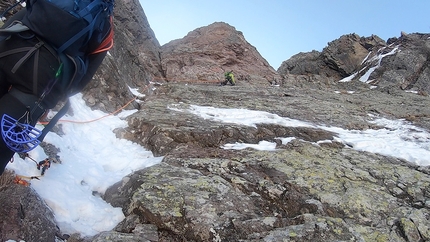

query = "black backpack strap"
8;88;70;143
2;40;44;95
0;43;42;96
8;87;45;118
11;40;42;69
0;46;35;59
38;98;70;142
0;30;62;97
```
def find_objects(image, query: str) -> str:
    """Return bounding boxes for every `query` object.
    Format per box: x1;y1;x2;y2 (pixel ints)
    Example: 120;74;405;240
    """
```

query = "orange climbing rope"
14;175;40;186
37;74;221;126
152;76;222;84
38;96;137;125
38;80;156;125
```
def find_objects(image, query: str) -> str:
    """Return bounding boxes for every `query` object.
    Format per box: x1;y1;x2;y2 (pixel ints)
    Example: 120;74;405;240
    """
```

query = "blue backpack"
22;0;114;56
0;0;114;152
22;0;114;93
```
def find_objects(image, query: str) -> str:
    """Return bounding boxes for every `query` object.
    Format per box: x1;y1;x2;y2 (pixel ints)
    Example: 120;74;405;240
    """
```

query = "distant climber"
221;70;236;86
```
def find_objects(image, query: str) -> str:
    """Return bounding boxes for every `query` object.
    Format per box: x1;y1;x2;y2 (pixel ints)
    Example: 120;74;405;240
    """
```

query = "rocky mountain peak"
322;33;386;76
277;31;430;96
160;22;280;85
278;33;386;80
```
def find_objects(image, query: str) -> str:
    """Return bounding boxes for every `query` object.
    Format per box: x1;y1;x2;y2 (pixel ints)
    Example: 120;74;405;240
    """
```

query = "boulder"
0;171;60;242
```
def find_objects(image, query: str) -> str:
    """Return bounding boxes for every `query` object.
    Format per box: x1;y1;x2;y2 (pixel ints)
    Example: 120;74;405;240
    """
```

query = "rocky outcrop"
361;33;430;94
323;34;385;77
160;22;281;85
81;11;285;114
0;171;60;242
279;32;430;95
278;33;386;84
105;145;430;241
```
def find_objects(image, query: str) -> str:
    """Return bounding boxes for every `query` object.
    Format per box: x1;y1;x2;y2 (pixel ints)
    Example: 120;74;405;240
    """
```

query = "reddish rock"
160;22;281;85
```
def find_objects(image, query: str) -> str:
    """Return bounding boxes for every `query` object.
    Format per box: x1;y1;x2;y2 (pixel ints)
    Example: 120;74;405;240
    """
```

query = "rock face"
322;34;385;77
278;32;430;95
103;82;430;242
368;33;430;93
0;172;60;242
160;22;281;85
85;18;283;114
278;33;386;85
80;0;163;113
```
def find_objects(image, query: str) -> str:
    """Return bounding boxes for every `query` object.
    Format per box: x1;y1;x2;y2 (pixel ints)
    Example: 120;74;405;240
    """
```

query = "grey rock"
0;172;60;242
278;33;386;82
103;80;430;241
90;224;158;242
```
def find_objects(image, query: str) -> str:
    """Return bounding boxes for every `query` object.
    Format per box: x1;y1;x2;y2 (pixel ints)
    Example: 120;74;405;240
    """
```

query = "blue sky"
139;1;429;69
